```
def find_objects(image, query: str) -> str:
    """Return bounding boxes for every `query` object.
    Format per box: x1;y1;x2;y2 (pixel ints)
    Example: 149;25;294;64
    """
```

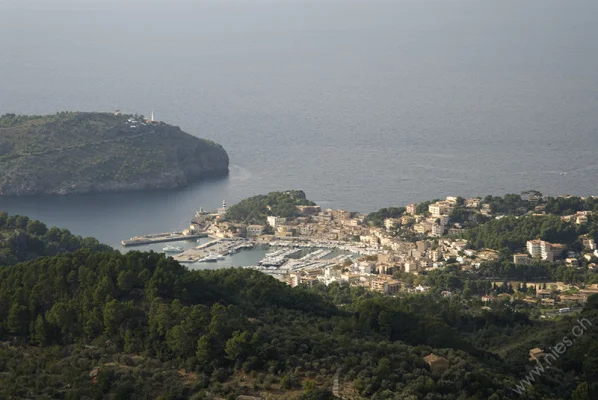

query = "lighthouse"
217;200;227;215
151;111;155;122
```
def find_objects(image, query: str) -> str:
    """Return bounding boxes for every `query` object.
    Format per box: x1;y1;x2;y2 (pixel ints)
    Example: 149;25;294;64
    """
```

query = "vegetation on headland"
224;190;316;224
364;207;406;227
0;112;229;195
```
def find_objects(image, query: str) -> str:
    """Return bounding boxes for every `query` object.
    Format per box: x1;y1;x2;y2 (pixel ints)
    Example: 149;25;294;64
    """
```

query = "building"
438;215;450;226
431;224;445;237
448;228;465;236
275;225;295;237
296;205;321;215
331;209;352;221
298;224;318;236
414;222;433;234
529;348;545;363
576;215;588;225
384;218;401;231
416;240;431;252
527;239;543;258
370;278;401;295
266;216;287;229
406;204;417;215
566;258;579;267
527;239;566;262
313;213;333;223
404;261;419;273
445;196;458;204
423;354;450;374
246;225;264;237
429;201;453;217
217;200;228;215
513;253;531;265
582;238;596;251
465;197;481;209
544;243;566;262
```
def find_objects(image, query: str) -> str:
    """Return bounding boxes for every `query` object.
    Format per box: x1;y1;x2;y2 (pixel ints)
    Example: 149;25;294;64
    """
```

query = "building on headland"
384;218;401;231
246;225;264;237
217;200;227;215
296;205;321;215
465;197;481;209
275;225;295;237
445;196;458;204
406;203;417;215
266;216;287;229
313;212;333;223
431;224;445;237
428;201;453;217
330;209;352;221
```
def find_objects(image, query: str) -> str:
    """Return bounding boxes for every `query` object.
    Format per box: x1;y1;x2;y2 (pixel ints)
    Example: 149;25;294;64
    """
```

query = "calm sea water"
1;0;597;248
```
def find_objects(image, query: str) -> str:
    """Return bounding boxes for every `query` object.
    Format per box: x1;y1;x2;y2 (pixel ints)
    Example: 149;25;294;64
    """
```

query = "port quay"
121;229;382;273
121;231;207;246
120;203;382;271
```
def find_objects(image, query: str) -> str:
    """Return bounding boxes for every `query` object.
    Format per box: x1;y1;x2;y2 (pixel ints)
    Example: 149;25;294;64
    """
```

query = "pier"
172;238;254;264
121;231;207;247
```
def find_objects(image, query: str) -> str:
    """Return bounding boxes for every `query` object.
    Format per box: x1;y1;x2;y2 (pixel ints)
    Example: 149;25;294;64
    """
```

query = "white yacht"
163;245;184;254
199;254;219;262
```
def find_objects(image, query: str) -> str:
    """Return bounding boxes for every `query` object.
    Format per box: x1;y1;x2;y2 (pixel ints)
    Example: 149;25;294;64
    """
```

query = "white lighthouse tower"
150;111;155;122
217;200;227;215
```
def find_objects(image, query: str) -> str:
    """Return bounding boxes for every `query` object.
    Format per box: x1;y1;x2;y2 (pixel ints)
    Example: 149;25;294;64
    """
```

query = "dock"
172;238;254;264
121;231;207;247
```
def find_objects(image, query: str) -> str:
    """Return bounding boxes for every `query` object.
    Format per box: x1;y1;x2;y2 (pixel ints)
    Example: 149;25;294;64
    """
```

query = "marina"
172;238;256;264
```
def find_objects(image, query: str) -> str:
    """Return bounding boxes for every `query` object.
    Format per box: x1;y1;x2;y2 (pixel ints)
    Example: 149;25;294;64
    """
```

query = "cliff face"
0;112;229;195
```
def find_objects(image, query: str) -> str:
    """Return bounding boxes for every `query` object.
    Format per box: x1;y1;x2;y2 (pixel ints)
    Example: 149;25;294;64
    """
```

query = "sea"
1;0;597;255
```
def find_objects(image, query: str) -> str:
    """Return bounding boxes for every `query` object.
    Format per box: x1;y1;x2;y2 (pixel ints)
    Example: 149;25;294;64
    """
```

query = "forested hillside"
0;211;111;266
1;247;596;399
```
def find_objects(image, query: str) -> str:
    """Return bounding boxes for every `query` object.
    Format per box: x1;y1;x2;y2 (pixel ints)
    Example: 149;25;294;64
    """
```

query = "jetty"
172;237;251;264
121;231;207;247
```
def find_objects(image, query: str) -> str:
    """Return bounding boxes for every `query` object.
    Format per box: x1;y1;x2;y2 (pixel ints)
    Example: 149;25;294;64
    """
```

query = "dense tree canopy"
225;190;316;224
0;211;111;266
464;215;579;254
364;207;405;227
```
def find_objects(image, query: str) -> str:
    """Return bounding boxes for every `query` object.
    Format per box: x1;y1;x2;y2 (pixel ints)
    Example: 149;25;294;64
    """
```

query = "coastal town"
123;191;598;315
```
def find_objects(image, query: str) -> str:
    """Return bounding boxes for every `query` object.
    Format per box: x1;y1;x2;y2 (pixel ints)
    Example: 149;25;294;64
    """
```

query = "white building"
266;216;287;229
429;201;454;217
527;239;543;258
527;239;566;262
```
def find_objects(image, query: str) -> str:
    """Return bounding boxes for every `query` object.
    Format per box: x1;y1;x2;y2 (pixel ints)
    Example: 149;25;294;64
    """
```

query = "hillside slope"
0;112;229;195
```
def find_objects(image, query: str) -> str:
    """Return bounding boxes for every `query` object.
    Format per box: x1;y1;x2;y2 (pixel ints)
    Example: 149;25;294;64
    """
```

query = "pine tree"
31;314;47;345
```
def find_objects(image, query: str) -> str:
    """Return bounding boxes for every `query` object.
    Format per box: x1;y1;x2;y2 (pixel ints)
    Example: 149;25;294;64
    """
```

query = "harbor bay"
1;0;598;248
